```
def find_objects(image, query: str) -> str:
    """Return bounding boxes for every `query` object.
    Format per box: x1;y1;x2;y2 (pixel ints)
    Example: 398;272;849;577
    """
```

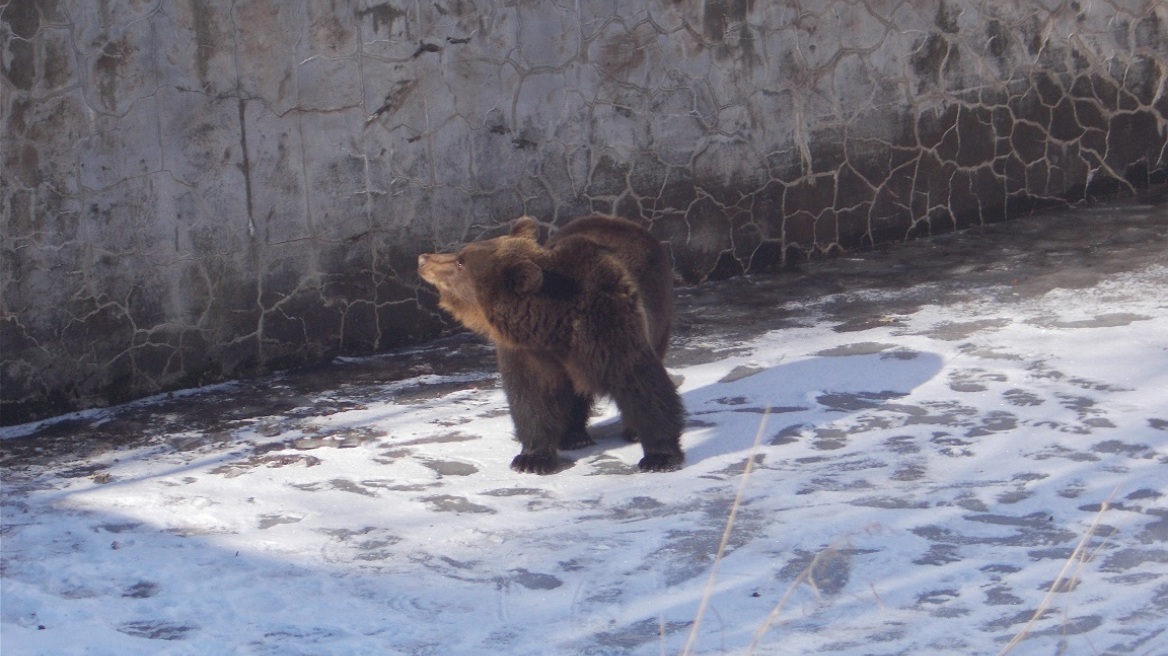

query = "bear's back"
547;215;674;357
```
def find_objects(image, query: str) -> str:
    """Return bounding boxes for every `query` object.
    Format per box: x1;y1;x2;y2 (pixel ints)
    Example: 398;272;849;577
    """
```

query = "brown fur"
418;215;685;474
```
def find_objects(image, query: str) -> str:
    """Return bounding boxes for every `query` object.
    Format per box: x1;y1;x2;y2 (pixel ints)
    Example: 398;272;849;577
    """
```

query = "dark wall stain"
188;0;216;91
1;0;41;39
358;3;406;34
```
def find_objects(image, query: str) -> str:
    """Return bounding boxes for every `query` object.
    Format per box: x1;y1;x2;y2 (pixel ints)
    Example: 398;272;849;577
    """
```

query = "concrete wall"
2;0;1166;424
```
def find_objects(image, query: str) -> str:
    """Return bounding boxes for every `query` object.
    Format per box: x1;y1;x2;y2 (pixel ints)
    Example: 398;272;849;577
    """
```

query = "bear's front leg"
497;348;579;474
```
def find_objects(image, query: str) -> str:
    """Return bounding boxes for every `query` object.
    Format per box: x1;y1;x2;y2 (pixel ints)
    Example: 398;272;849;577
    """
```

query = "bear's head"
418;217;546;341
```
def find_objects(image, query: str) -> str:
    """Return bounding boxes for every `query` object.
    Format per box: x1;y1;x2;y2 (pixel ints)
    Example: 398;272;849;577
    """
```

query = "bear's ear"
510;216;539;241
504;259;543;295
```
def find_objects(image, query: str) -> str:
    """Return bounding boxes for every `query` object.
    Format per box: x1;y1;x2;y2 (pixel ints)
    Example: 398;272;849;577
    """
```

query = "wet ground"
5;195;1166;466
2;194;1168;655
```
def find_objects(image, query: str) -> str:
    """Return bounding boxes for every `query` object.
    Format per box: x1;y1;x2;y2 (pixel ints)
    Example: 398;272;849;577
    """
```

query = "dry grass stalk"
996;490;1118;656
747;538;850;654
679;407;772;656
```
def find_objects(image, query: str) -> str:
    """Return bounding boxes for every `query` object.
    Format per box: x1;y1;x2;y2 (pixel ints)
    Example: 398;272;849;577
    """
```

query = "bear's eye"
455;257;465;268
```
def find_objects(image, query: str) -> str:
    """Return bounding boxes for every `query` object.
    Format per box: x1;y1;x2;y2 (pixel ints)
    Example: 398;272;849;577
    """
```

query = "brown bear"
417;214;684;474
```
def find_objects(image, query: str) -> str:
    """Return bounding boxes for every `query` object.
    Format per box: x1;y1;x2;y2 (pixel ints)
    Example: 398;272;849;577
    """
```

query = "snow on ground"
3;202;1168;655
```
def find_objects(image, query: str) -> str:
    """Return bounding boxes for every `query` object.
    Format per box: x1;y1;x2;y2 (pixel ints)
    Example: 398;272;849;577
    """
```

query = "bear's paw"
510;453;562;475
638;453;684;472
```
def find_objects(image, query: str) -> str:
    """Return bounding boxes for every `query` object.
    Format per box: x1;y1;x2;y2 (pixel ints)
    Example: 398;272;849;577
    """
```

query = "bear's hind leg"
497;348;577;474
606;352;685;472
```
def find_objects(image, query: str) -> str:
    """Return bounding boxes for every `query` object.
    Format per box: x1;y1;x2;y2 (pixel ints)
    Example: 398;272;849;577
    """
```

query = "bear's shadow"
578;350;945;469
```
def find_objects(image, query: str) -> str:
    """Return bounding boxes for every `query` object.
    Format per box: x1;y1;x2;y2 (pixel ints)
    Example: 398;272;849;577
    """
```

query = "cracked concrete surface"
2;1;1167;423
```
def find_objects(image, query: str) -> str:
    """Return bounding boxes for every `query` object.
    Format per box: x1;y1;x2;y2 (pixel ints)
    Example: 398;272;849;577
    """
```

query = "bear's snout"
418;252;456;269
418;252;446;273
417;253;437;283
418;252;461;287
